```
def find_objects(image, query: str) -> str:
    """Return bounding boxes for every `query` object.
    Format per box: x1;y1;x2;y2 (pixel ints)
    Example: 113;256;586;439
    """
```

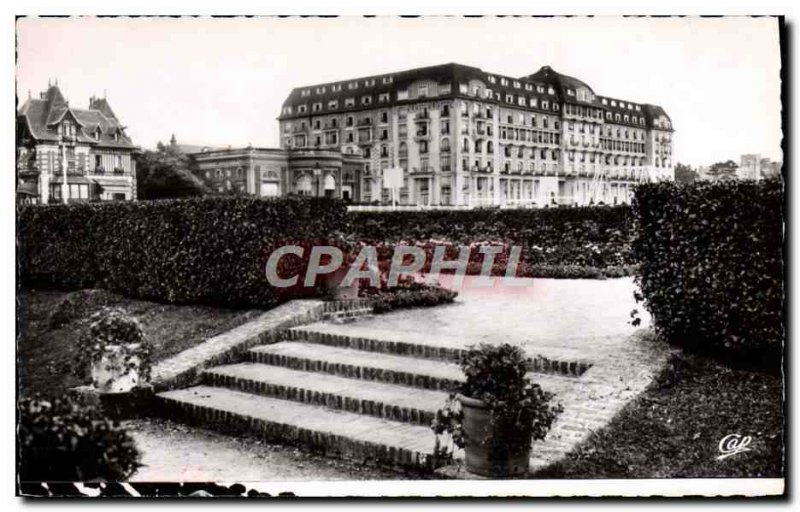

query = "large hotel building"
273;63;674;207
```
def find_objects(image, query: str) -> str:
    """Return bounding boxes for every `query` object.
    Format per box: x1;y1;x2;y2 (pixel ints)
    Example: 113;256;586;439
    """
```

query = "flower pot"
457;394;532;477
324;266;360;300
91;344;141;393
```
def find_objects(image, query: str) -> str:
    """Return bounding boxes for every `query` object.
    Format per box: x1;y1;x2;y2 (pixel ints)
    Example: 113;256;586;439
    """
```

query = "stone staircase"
155;318;590;474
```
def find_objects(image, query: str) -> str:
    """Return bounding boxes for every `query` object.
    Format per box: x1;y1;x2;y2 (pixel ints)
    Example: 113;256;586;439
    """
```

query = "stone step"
202;363;449;426
247;341;583;396
288;324;593;377
248;341;464;391
156;386;443;472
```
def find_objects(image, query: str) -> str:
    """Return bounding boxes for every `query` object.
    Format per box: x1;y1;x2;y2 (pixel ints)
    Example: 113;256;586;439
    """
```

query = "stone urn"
324;266;360;300
458;394;533;477
91;343;142;393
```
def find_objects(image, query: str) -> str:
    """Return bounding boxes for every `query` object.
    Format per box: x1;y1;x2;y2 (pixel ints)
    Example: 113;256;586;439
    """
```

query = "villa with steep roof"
16;83;139;203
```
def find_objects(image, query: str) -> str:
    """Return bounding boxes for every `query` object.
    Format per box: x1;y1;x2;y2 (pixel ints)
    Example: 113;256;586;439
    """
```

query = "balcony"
358;118;372;126
415;130;431;141
293;126;307;134
416;111;430;120
113;167;126;176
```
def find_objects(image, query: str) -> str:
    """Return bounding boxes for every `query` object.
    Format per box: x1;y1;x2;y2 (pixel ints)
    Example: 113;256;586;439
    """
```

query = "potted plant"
323;231;363;301
73;307;153;393
431;343;562;477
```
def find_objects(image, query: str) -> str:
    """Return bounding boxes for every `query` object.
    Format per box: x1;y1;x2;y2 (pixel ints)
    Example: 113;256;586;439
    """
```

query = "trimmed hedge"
18;196;348;308
348;206;635;276
632;179;784;364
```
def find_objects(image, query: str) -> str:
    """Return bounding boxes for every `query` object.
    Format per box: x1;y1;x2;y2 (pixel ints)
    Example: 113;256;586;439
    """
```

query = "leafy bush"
432;343;562;451
18;396;141;481
349;206;634;278
361;278;458;313
18;196;348;308
632;179;784;365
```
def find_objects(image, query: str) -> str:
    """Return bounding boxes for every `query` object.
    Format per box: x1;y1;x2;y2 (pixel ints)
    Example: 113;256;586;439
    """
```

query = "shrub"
631;179;784;365
18;196;348;308
18;396;141;481
360;276;458;313
348;206;634;278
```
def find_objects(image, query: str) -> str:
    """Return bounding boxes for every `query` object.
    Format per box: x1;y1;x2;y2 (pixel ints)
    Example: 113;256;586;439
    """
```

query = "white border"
3;1;796;508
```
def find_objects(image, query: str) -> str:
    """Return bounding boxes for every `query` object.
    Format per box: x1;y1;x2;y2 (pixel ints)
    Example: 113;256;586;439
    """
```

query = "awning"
16;182;38;196
49;175;95;185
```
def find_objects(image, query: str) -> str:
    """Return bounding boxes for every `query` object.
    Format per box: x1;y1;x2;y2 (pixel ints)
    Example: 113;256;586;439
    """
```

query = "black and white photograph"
10;11;787;500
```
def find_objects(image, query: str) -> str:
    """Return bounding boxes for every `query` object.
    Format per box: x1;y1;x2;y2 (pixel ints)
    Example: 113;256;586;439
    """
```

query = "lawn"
17;288;263;398
535;352;784;478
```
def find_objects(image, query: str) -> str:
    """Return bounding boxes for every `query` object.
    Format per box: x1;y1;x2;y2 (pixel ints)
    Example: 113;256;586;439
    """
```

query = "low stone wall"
150;299;373;392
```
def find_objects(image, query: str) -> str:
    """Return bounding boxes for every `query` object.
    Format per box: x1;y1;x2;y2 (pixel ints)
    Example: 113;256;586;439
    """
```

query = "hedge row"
18;196;348;308
632;179;784;364
348;206;635;274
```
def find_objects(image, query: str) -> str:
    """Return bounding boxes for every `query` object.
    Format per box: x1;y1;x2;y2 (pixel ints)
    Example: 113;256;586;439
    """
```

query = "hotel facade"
275;63;674;207
16;83;138;204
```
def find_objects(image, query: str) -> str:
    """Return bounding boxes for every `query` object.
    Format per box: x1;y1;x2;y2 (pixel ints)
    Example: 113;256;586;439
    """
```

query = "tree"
674;163;699;184
135;139;213;200
705;160;738;181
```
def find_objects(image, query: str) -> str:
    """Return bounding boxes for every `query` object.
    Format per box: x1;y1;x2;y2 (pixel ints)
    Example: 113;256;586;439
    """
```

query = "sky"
16;16;783;167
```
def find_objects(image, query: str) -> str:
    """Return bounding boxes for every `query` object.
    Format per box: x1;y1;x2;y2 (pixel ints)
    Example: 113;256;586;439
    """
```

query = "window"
345;98;355;107
530;97;538;108
536;85;544;93
282;106;293;115
362;96;372;105
315;86;326;94
459;83;468;94
419;85;428;97
547;87;555;95
332;84;342;92
440;83;452;95
505;94;513;103
365;79;376;87
542;100;549;110
380;111;389;123
346;116;353;127
298;104;307;113
328;100;338;109
378;93;390;103
513;81;521;88
487;76;496;83
313;102;322;112
314;120;321;130
348;82;358;90
518;96;526;107
500;78;508;86
398;90;409;100
382;76;393;85
301;90;310;97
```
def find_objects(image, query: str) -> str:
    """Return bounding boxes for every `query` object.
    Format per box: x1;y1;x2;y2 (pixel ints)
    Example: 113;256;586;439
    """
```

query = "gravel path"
127;418;414;481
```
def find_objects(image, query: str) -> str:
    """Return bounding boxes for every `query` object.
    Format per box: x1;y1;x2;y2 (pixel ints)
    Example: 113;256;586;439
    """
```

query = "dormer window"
500;78;508;86
94;126;101;140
